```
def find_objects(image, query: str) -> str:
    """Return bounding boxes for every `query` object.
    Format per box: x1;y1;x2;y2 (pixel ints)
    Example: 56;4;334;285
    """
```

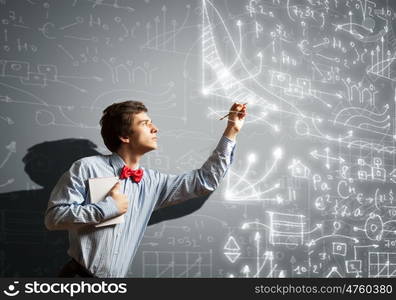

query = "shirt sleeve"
44;159;120;231
154;135;236;210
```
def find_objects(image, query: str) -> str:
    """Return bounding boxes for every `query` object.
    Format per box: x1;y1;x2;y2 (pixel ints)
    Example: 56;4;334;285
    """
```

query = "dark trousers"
58;258;95;278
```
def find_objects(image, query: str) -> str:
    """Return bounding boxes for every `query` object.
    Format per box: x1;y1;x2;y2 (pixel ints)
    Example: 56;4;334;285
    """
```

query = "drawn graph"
368;252;396;278
142;251;213;278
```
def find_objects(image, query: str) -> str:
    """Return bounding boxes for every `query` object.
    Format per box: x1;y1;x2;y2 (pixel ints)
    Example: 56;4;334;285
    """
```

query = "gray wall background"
1;0;396;278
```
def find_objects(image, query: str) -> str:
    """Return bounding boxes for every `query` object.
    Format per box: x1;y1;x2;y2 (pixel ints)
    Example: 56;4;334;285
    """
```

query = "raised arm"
154;102;247;210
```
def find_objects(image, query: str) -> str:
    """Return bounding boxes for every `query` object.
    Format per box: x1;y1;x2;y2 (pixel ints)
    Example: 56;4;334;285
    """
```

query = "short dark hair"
100;100;148;152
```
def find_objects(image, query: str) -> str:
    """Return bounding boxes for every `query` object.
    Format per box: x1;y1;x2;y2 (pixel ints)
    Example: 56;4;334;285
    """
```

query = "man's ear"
119;136;130;143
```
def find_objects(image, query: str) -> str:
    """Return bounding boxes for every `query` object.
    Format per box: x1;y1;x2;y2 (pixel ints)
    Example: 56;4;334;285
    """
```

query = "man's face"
121;112;158;153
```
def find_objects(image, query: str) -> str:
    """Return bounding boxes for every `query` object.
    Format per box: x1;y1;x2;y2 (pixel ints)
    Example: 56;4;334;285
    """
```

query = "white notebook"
88;176;124;228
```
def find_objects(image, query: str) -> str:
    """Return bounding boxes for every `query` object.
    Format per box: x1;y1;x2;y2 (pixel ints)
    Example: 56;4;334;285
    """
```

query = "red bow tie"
119;165;144;183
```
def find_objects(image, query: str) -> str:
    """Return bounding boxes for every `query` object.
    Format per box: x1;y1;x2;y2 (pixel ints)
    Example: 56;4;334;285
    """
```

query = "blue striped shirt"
44;135;235;277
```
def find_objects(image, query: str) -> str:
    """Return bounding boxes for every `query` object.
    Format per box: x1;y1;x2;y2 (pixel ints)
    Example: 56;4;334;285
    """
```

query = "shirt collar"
109;152;141;177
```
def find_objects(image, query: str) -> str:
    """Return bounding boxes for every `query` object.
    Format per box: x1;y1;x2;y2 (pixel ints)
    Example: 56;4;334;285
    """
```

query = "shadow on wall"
0;138;210;277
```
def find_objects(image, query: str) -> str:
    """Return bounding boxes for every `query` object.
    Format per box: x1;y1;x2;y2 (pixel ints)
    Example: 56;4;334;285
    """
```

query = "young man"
44;100;247;278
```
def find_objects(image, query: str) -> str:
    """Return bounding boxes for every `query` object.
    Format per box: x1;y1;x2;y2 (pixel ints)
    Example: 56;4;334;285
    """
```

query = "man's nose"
151;123;158;133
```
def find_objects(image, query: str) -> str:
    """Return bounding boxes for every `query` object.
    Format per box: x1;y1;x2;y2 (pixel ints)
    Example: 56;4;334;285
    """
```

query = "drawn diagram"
200;0;396;278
